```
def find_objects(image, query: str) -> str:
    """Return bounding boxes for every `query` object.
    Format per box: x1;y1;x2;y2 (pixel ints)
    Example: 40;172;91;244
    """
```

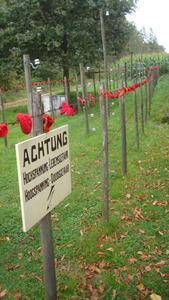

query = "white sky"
126;0;169;53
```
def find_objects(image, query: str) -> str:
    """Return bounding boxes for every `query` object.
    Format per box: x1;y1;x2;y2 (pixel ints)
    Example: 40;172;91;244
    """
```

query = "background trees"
1;0;137;88
0;0;165;92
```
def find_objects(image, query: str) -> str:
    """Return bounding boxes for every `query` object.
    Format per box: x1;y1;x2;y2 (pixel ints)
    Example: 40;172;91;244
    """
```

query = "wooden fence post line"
145;82;147;123
118;81;127;176
33;92;57;300
140;78;144;133
148;76;151;120
113;69;115;90
125;62;127;87
79;63;89;134
136;61;138;84
109;70;111;91
116;65;118;88
131;53;133;79
132;80;139;149
98;82;109;223
75;74;81;114
84;73;89;107
48;78;54;121
0;95;7;147
64;76;68;105
93;71;96;97
23;54;33;137
118;64;120;81
100;9;109;118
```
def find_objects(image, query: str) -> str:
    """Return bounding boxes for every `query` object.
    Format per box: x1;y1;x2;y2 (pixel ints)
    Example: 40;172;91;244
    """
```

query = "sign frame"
15;125;71;232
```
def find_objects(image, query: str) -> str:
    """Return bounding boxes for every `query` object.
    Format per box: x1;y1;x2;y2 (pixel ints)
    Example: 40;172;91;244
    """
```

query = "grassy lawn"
0;73;169;299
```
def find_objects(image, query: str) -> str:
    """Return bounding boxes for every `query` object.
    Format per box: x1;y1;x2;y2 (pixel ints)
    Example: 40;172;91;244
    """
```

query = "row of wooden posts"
99;67;159;224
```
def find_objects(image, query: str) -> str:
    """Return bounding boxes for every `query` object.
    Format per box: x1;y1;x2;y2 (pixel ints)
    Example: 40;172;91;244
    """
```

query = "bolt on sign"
15;125;71;232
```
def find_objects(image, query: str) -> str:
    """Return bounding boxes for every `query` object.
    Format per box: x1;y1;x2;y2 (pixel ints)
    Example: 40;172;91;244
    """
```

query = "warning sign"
15;125;71;232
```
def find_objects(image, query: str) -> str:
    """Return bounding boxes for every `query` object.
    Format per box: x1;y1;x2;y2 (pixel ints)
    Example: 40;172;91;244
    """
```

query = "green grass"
0;73;169;299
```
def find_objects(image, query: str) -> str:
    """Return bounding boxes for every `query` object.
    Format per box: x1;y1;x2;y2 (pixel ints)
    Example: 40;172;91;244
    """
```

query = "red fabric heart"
16;113;32;135
107;90;115;99
0;124;8;138
100;90;106;99
116;90;120;98
43;116;54;133
60;101;68;115
67;107;75;116
89;94;95;105
77;97;85;106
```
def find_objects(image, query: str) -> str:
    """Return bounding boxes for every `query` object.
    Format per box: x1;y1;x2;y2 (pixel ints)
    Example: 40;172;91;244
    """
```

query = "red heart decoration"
16;113;32;135
0;124;8;138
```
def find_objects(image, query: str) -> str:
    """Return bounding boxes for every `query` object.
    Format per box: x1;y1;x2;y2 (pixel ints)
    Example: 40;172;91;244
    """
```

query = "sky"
126;0;169;53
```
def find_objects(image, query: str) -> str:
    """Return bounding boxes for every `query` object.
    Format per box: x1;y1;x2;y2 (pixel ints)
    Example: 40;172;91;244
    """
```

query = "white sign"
15;125;71;232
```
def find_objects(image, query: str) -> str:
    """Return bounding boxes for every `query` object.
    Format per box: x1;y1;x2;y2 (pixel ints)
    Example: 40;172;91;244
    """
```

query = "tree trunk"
63;67;71;102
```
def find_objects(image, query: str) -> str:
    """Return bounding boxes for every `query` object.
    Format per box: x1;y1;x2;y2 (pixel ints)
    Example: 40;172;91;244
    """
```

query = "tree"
1;0;138;98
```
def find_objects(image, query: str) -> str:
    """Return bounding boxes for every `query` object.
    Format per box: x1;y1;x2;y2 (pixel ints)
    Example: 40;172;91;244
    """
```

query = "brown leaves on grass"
0;289;8;298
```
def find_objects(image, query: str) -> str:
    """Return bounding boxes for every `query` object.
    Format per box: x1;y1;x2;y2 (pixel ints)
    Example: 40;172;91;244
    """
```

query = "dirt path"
3;93;50;108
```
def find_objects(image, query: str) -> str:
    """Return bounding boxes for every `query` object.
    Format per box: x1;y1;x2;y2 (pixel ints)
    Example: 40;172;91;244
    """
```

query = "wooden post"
98;82;109;223
132;80;139;149
100;9;109;118
99;65;101;83
139;62;141;80
131;53;133;79
93;71;96;97
118;64;120;81
125;62;127;87
136;61;138;84
148;76;151;120
32;92;57;300
23;54;33;137
113;69;115;90
118;81;127;176
145;82;147;123
0;95;7;147
109;70;111;91
64;76;68;105
116;65;118;87
140;78;144;133
75;74;81;114
79;63;89;133
48;78;54;121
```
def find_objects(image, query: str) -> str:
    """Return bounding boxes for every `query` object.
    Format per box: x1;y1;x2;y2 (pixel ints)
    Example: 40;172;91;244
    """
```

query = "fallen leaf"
99;285;105;294
136;283;145;291
18;253;23;260
144;266;151;272
106;247;114;252
111;289;116;299
150;294;162;300
14;292;22;298
127;257;137;265
0;289;8;298
78;263;85;270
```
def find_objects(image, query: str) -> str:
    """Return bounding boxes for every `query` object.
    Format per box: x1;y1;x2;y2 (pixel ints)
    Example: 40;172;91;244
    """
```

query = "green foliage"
0;0;137;86
115;53;169;76
125;24;166;55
